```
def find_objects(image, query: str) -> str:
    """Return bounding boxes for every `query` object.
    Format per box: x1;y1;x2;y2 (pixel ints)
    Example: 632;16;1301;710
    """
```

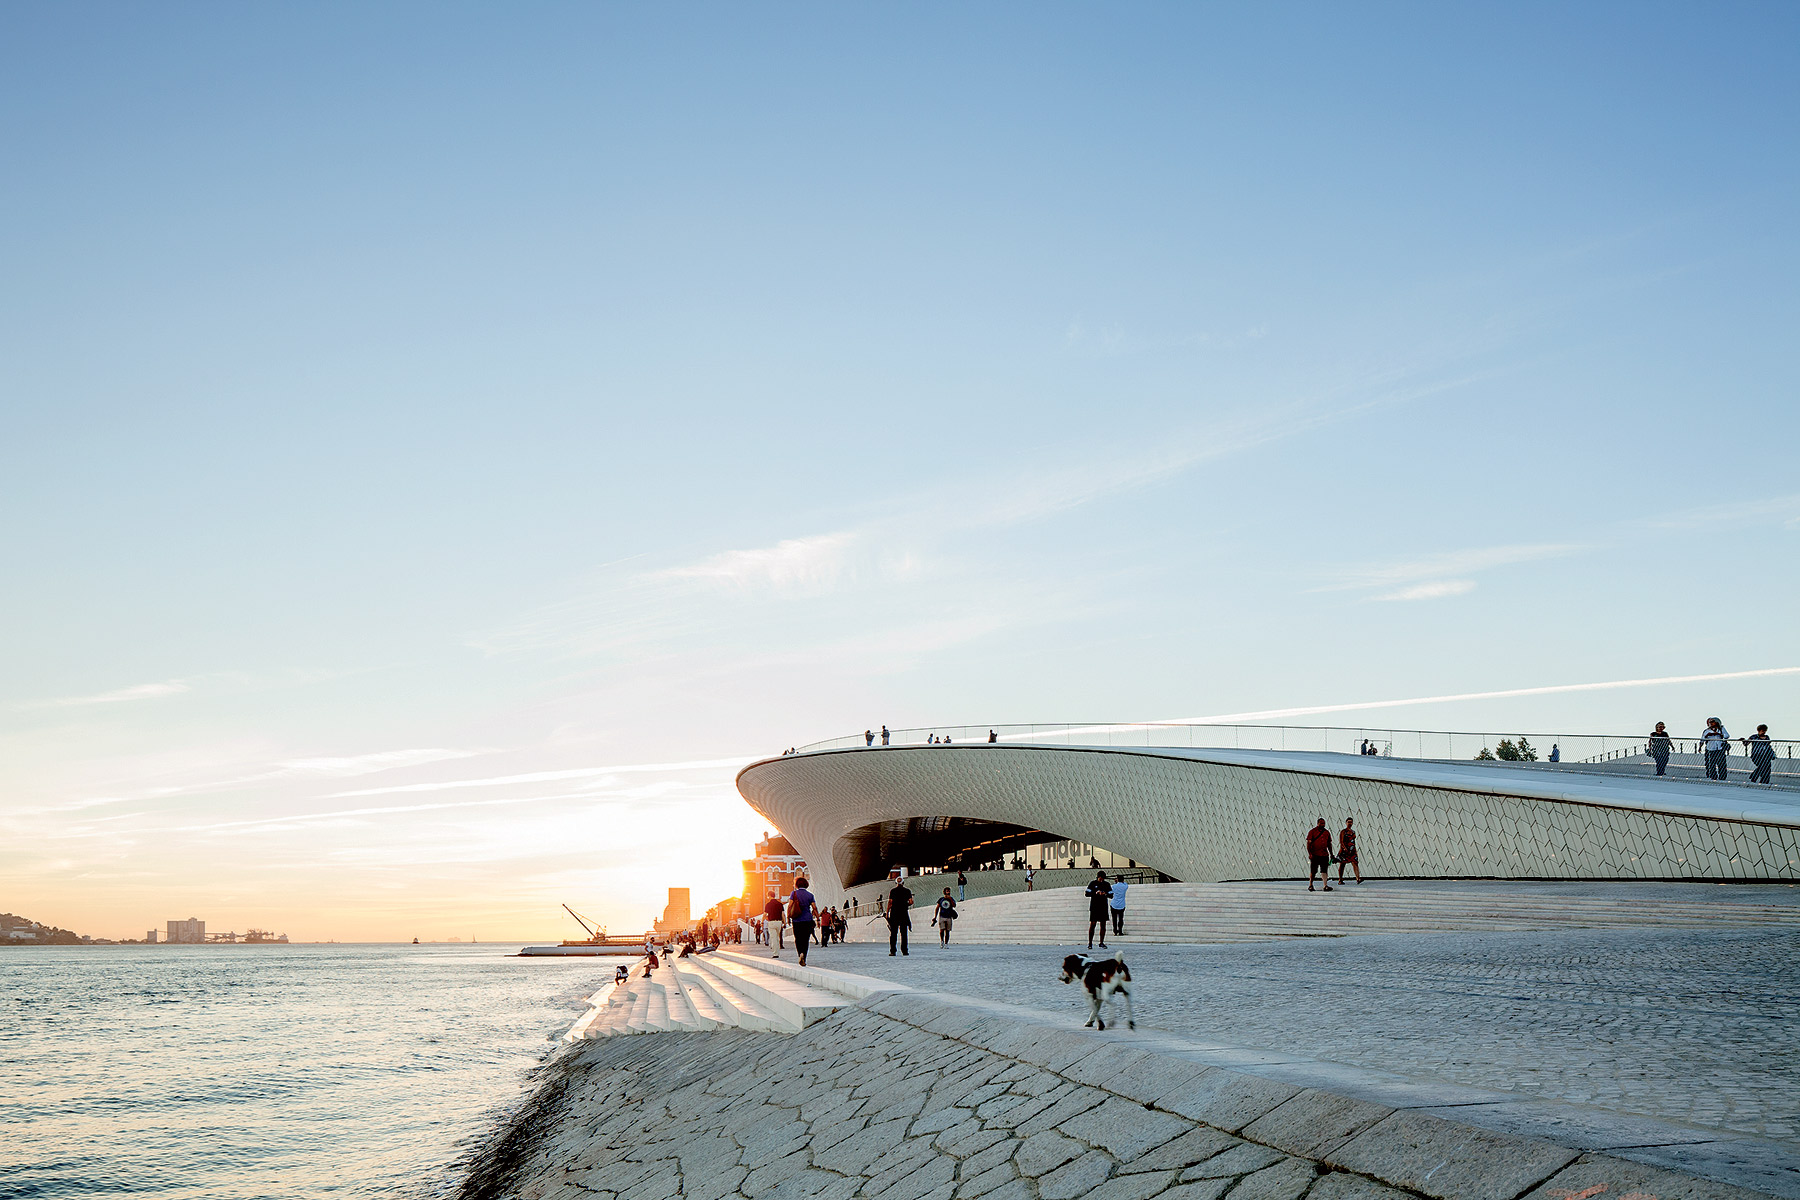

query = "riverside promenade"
460;892;1800;1200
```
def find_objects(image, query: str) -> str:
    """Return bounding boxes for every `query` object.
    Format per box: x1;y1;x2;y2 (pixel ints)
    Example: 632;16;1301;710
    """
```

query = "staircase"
564;950;904;1041
838;880;1800;946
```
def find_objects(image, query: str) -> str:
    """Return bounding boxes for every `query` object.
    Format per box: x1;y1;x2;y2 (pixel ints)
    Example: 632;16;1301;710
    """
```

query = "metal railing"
793;721;1798;774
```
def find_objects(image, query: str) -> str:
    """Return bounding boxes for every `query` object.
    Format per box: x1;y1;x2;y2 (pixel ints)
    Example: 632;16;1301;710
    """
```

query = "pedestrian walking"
1306;819;1334;891
1702;718;1731;781
1109;876;1127;936
1336;817;1362;884
932;888;957;946
787;876;817;967
1085;871;1111;949
1648;722;1672;776
1025;866;1036;891
886;877;913;955
762;895;784;952
956;870;967;902
1744;725;1775;785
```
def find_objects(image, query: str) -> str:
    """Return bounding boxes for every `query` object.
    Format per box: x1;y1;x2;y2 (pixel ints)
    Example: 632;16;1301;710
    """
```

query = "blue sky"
3;3;1796;940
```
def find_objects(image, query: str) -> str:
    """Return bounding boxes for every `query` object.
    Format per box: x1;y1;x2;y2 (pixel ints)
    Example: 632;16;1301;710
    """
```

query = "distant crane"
560;904;613;945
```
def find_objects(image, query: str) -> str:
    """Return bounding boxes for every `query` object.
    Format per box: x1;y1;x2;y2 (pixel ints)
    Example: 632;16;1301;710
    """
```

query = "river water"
0;944;613;1198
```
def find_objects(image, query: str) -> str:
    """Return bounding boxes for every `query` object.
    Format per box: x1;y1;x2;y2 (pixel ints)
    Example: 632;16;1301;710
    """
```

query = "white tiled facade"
735;744;1800;894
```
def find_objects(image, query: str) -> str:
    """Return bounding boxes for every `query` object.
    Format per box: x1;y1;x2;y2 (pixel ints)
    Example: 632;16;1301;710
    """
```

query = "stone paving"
800;927;1800;1145
460;999;1768;1200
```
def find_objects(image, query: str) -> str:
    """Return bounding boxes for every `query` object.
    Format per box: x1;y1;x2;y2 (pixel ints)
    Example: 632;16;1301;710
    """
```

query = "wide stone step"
687;954;846;1029
668;960;733;1028
625;983;655;1033
651;975;702;1031
680;956;789;1032
712;950;908;1001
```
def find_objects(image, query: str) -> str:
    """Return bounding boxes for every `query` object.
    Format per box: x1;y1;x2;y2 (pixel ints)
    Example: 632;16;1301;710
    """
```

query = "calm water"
0;944;617;1199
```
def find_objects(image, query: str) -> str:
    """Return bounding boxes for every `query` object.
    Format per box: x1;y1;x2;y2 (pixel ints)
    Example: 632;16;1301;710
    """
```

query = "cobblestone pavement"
803;927;1800;1144
468;1015;1417;1200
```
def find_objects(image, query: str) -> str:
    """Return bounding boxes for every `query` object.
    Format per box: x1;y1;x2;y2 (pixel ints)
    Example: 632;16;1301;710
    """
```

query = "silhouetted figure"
886;879;913;955
1084;872;1110;949
1745;725;1775;784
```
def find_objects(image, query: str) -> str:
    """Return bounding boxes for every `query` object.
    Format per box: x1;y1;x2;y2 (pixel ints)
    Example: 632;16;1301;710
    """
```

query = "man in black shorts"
1084;871;1111;949
1306;818;1334;892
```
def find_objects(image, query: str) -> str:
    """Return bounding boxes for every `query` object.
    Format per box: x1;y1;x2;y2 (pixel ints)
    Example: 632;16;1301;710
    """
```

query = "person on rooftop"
1648;722;1673;775
1702;717;1731;781
1744;725;1775;785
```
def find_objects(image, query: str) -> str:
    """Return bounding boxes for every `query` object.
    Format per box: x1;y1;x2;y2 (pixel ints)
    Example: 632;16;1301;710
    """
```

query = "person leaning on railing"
1743;725;1776;785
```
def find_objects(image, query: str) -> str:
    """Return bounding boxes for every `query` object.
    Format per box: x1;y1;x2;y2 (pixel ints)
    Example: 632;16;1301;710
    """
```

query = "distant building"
741;831;807;908
166;918;206;945
652;888;692;934
145;930;158;944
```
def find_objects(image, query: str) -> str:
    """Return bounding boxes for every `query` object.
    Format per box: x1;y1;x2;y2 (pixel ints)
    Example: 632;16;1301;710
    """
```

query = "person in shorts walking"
1307;819;1334;891
932;888;957;945
1335;817;1362;885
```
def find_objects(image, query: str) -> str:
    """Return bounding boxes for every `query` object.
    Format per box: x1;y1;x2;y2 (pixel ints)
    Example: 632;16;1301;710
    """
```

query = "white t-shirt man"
1110;880;1128;910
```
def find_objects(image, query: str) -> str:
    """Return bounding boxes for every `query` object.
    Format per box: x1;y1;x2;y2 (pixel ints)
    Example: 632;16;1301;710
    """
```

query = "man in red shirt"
1306;818;1334;892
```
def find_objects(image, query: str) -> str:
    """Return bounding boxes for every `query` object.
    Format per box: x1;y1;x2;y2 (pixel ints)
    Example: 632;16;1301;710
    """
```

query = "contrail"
999;666;1800;743
1180;666;1800;724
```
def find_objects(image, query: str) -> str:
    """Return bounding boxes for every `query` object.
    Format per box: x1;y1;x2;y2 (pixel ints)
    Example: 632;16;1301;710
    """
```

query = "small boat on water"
411;937;419;944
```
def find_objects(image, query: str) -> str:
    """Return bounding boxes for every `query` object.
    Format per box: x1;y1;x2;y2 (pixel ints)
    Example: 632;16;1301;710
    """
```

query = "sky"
3;3;1797;942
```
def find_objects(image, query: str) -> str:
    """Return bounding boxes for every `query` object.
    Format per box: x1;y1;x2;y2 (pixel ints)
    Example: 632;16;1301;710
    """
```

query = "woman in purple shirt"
787;876;817;967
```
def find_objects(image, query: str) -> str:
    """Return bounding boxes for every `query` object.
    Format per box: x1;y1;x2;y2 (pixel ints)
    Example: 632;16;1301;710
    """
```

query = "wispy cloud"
275;749;486;777
330;755;755;799
1321;543;1582;592
1650;493;1800;531
27;680;190;709
1315;542;1580;604
472;354;1501;662
1375;579;1476;602
641;532;926;597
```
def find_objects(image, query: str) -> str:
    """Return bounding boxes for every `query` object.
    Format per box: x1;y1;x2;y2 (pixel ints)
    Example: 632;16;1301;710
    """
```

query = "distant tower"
145;929;158;944
652;888;692;934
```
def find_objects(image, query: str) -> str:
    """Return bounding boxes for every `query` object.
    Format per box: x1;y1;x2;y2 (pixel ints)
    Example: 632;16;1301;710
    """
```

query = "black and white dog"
1058;951;1135;1030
